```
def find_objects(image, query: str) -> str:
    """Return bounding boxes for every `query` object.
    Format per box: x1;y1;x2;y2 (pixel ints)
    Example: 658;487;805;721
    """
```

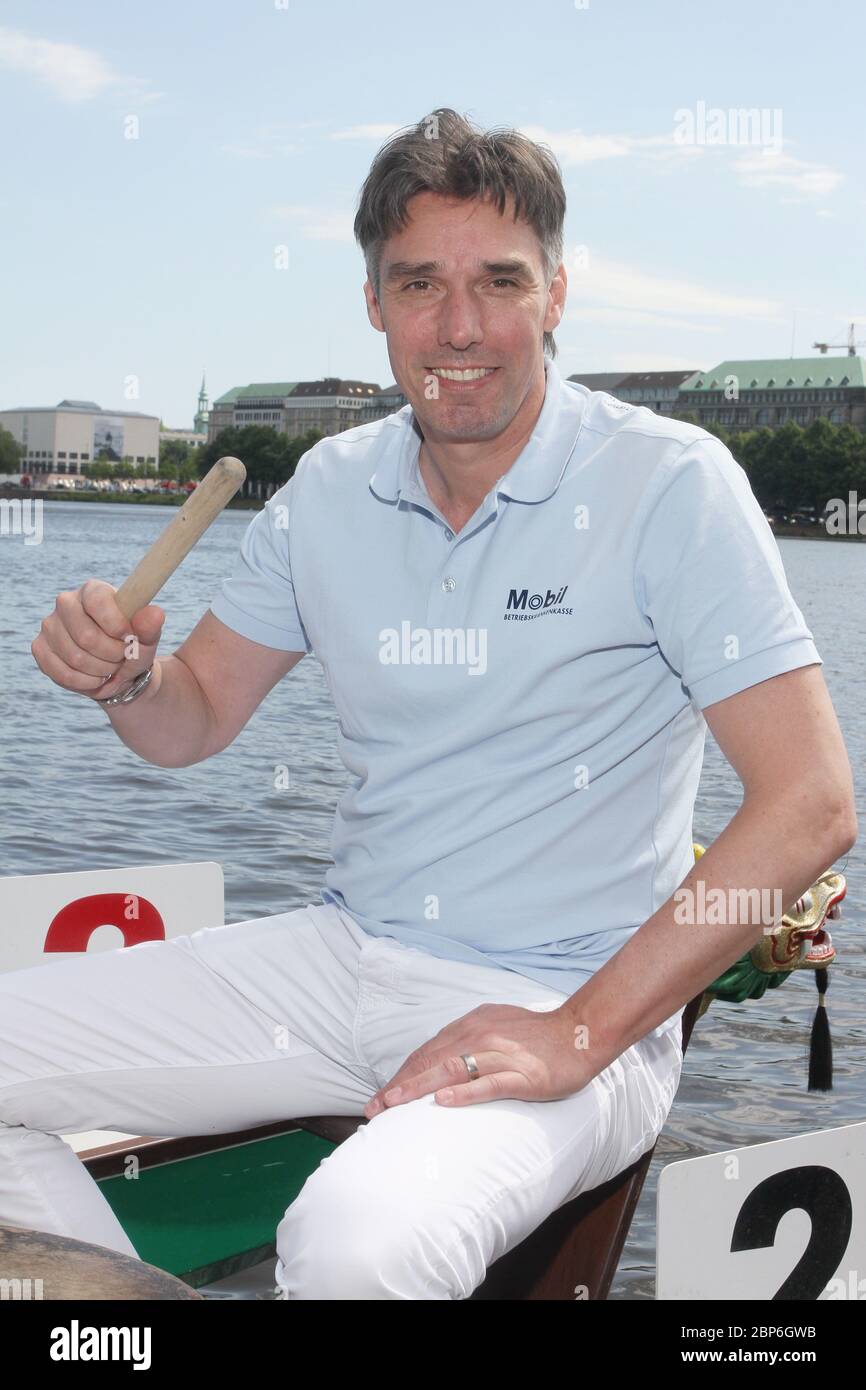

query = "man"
8;108;857;1299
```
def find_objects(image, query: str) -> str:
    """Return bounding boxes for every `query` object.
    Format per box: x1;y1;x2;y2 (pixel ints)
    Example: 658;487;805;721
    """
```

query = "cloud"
563;350;712;372
271;205;356;242
330;123;404;141
565;306;724;334
563;254;783;329
0;26;156;104
519;122;843;202
730;147;843;200
519;124;692;167
226;118;400;160
222;122;306;159
222;142;272;160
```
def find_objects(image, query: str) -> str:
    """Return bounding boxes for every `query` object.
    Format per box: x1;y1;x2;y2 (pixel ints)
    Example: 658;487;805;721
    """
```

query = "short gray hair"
353;108;566;359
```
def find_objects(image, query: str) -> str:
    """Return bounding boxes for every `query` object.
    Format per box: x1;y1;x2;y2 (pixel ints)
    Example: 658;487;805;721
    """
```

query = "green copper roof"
213;382;298;405
681;357;866;392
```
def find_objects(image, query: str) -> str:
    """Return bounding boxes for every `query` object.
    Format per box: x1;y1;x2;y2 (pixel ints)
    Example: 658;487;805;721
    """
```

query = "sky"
1;0;864;429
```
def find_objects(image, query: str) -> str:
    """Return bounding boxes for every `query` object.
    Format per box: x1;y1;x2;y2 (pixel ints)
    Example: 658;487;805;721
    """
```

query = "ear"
363;279;386;334
543;261;567;333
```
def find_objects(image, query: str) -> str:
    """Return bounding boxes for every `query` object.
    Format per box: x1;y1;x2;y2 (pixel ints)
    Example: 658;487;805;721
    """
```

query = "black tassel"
807;967;833;1091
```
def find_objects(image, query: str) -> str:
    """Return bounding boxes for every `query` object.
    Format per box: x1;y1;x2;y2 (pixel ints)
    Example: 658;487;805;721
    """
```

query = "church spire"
194;372;209;435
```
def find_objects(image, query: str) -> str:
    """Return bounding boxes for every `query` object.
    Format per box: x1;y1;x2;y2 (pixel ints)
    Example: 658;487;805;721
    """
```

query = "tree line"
671;413;866;512
197;426;325;493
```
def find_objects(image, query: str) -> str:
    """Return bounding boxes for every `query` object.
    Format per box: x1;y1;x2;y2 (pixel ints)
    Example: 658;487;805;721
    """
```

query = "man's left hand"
363;1001;593;1118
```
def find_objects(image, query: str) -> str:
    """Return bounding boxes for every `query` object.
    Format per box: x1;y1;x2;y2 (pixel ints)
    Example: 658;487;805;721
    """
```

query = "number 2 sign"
657;1121;866;1299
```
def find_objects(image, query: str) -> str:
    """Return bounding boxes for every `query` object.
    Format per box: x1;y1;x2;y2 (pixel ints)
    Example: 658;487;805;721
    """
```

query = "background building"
0;399;160;483
677;357;866;431
159;426;206;449
208;377;406;443
568;358;866;431
567;370;700;416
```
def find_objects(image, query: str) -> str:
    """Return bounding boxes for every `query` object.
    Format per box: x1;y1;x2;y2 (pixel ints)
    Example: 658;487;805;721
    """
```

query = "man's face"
363;190;566;443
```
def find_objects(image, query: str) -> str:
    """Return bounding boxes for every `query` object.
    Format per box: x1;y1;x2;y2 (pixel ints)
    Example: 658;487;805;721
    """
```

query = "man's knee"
273;1162;470;1300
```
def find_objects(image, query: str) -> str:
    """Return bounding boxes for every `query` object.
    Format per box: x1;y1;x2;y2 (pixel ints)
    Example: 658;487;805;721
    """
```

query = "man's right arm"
104;613;305;767
32;582;305;769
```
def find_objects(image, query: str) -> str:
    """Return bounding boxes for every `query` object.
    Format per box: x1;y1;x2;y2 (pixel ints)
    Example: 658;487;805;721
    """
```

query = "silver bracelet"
93;665;155;707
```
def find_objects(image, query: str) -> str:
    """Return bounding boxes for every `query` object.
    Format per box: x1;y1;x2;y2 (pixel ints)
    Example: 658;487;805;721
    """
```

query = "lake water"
1;500;863;1298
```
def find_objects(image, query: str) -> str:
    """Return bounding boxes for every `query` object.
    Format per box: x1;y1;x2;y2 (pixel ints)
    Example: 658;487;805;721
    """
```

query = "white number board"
657;1121;866;1300
0;861;224;971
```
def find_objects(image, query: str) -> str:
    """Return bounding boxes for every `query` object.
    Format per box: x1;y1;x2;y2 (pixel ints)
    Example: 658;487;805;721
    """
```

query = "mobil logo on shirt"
503;584;572;621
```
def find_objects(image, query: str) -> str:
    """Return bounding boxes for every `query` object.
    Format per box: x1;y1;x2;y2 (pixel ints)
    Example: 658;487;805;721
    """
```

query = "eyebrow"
383;257;535;283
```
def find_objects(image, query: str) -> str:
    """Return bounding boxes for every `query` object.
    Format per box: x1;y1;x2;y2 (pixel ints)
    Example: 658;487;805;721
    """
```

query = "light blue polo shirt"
209;355;822;1001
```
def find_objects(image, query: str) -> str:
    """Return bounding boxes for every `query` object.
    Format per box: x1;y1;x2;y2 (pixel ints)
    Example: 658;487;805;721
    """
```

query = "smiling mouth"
427;366;497;381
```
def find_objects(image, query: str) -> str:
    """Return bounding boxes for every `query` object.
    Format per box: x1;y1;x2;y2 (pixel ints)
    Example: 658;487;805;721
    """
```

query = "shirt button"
441;576;456;592
444;528;453;541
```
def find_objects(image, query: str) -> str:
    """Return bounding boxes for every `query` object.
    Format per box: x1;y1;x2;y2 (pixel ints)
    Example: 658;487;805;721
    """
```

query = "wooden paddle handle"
113;456;246;619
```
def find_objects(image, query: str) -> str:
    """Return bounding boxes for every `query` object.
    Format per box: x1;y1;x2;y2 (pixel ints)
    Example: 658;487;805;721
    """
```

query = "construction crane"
812;322;866;356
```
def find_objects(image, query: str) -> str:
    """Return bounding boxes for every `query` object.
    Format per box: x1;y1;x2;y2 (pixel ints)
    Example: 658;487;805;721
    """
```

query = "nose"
436;286;484;351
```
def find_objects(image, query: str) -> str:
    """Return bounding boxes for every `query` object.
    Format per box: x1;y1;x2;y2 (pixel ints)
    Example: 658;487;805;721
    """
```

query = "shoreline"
1;486;863;539
0;486;261;510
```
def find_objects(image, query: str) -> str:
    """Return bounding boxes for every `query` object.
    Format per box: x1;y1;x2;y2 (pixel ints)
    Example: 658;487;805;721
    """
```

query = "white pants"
0;901;683;1299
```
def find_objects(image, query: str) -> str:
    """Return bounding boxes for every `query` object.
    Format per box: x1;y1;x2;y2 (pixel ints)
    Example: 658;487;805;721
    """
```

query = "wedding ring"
461;1053;479;1080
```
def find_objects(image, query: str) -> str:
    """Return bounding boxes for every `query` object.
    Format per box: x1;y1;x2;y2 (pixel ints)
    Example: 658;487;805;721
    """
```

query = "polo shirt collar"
368;355;586;508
